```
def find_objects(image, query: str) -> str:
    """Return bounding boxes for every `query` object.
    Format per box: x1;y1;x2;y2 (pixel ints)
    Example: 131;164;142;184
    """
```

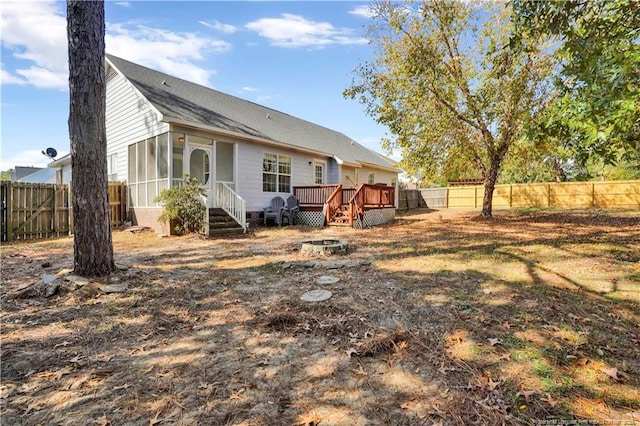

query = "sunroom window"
128;133;169;207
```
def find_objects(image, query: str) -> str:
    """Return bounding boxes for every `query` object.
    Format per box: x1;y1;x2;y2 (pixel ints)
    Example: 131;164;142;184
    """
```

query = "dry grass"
1;208;639;425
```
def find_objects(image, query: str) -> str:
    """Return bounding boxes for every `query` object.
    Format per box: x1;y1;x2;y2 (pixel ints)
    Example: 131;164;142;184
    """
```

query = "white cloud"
0;67;27;86
240;86;259;92
349;5;376;19
115;2;131;7
200;19;238;34
245;13;367;48
1;1;231;89
0;1;68;89
105;23;231;87
0;149;68;171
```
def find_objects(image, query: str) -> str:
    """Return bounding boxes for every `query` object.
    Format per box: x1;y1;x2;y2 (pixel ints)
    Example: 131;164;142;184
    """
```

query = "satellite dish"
42;147;58;160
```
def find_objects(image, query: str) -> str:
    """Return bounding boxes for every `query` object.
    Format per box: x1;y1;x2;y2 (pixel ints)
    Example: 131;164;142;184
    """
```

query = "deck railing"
325;185;343;225
215;182;247;232
293;183;396;226
293;185;340;207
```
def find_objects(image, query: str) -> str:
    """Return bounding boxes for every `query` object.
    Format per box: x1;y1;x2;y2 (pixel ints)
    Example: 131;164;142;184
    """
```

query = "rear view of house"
104;54;399;234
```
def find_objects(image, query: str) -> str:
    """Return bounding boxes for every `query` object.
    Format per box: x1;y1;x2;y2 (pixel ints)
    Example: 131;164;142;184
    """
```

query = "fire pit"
301;239;348;256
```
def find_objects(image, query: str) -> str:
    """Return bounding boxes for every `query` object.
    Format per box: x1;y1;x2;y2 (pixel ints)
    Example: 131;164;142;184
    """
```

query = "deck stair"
207;208;244;236
328;205;352;226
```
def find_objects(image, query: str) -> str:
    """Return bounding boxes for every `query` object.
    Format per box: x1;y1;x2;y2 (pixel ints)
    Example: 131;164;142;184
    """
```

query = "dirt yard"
1;208;639;425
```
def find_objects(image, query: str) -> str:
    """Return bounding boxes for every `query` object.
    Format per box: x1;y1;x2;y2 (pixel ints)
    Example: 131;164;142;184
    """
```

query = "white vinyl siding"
105;67;168;189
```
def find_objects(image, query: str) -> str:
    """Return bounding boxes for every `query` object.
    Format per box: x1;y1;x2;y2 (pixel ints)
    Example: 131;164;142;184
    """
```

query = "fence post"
591;182;595;207
509;185;513;208
68;182;74;235
547;184;551;207
53;184;58;236
6;182;13;242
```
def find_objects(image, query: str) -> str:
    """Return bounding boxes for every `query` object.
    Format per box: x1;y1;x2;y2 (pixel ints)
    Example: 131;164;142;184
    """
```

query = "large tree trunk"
67;0;114;276
481;155;501;218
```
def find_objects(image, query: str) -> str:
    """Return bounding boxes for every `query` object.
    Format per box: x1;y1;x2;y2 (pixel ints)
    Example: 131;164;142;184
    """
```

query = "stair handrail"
348;184;367;227
324;184;343;225
215;182;247;232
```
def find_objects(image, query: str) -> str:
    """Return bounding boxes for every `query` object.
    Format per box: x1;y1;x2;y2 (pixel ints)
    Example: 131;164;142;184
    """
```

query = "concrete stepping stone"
316;275;340;285
300;289;332;302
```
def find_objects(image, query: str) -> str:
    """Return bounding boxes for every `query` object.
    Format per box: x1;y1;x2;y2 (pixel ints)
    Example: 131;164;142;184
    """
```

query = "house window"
128;133;170;207
314;163;325;185
368;173;375;184
263;153;291;193
107;153;118;181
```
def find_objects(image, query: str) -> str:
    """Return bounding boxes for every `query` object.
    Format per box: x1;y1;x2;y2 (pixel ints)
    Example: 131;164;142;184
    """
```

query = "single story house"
104;54;399;234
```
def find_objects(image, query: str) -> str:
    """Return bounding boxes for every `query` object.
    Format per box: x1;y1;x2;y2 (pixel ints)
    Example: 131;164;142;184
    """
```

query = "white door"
188;145;213;207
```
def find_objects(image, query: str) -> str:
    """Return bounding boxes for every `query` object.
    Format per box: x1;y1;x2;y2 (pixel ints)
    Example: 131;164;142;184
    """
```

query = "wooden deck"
293;184;395;227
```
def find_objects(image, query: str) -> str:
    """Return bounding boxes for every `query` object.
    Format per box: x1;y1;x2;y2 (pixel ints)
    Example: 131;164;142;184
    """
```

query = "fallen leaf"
53;366;74;380
497;353;511;361
400;399;417;410
346;348;359;357
541;393;559;408
487;338;502;347
516;389;537;401
600;366;619;380
94;413;110;426
96;354;112;362
69;354;84;364
486;377;501;391
54;340;72;349
351;367;368;378
502;322;511;329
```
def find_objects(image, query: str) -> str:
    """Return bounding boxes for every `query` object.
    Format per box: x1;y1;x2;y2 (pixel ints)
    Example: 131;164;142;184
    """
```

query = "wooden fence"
400;180;640;211
1;181;127;242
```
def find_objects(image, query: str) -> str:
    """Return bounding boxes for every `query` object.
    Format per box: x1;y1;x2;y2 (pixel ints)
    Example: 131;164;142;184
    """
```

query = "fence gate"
420;187;448;208
1;182;71;242
1;181;127;242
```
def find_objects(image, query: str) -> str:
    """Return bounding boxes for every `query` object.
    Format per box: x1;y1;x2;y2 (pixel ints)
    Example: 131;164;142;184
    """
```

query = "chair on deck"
263;196;286;226
281;195;300;225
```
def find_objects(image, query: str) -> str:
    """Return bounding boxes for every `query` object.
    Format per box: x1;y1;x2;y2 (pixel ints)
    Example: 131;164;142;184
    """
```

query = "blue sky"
1;0;393;171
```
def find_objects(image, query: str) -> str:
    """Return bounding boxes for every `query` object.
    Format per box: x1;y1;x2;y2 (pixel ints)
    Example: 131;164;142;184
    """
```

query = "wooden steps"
328;205;352;226
207;208;244;236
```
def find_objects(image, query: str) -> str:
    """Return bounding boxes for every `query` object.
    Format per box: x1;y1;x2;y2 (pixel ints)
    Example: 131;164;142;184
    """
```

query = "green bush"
154;177;206;235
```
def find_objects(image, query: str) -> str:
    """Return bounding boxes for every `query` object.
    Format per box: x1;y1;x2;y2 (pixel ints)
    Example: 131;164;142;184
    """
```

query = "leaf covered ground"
1;208;639;425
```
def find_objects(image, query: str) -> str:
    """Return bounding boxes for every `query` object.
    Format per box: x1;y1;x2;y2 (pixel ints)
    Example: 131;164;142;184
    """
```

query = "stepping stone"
99;283;128;293
45;282;60;298
300;289;332;302
43;274;58;285
65;274;89;287
303;262;316;268
326;263;343;270
281;263;292;269
316;275;340;285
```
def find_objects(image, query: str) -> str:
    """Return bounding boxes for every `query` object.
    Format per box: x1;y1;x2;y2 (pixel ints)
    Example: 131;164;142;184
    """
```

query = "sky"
0;0;394;172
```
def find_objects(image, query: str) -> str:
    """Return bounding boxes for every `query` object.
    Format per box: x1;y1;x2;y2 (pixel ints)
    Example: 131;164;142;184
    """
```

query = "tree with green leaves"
513;0;640;169
67;0;115;276
345;0;553;217
1;169;14;181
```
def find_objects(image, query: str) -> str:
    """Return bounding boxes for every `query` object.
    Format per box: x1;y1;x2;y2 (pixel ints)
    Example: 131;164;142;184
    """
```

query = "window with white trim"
368;173;375;184
107;153;118;181
263;153;291;192
314;162;325;185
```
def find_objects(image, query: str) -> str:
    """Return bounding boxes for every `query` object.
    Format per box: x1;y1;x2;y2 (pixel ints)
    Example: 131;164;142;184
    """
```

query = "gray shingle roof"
106;54;396;171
